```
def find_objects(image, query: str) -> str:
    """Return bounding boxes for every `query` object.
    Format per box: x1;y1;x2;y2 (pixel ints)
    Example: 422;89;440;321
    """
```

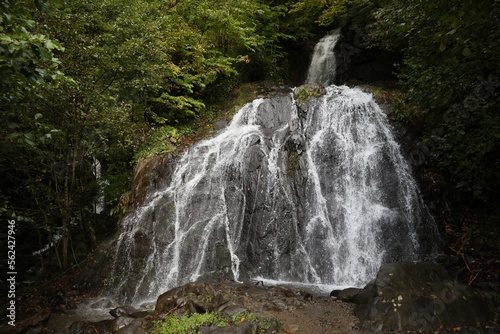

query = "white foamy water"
109;31;437;305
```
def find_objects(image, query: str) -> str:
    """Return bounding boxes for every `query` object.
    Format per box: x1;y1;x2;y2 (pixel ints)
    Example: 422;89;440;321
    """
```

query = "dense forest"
1;0;499;287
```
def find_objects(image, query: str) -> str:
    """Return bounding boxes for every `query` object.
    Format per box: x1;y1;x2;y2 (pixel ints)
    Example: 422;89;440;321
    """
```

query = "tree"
0;0;65;112
288;0;376;31
1;0;297;280
370;0;500;202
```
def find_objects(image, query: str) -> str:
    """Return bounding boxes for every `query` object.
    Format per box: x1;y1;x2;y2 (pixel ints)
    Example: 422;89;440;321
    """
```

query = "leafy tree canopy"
370;0;500;202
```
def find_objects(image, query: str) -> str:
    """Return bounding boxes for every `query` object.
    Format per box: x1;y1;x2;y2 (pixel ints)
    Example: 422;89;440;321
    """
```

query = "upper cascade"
306;29;341;86
109;31;439;305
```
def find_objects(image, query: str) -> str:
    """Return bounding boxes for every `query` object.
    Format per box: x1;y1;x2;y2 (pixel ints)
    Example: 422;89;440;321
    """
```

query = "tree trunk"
62;224;70;269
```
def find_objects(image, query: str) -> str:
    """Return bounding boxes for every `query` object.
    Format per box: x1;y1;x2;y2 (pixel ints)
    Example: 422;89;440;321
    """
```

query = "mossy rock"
293;83;326;104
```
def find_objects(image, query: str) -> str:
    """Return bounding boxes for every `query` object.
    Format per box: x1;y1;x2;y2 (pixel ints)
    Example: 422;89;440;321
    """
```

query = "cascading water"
306;29;341;86
111;30;438;304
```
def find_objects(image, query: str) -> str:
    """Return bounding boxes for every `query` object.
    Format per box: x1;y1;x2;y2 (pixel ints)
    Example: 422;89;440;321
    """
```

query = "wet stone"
200;321;258;334
115;318;148;334
354;263;497;332
109;305;142;318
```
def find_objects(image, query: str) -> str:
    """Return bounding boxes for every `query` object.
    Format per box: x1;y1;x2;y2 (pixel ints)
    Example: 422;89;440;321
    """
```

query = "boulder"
200;321;258;334
109;305;143;318
354;262;497;332
155;281;222;314
115;318;148;334
69;319;114;334
332;287;362;303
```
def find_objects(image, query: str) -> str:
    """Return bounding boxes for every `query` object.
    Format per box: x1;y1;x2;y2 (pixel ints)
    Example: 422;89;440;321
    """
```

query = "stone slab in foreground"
354;262;498;332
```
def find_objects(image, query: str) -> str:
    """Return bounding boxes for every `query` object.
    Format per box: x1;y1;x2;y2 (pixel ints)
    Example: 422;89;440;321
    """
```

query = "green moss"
151;312;228;334
151;310;276;334
294;85;323;103
294;87;308;103
287;151;300;177
231;310;275;333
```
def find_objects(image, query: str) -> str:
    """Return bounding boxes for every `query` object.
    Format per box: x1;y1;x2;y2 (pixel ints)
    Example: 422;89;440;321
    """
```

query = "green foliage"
370;0;500;203
294;85;323;103
430;99;500;201
150;310;274;334
287;0;327;36
289;0;376;30
319;0;376;27
2;0;497;287
287;151;300;177
0;0;65;108
134;126;193;162
231;310;274;333
1;0;302;284
370;0;499;112
151;312;227;334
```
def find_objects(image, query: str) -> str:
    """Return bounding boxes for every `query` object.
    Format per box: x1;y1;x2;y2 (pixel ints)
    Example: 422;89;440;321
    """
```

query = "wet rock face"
111;85;439;304
354;263;498;332
127;154;179;211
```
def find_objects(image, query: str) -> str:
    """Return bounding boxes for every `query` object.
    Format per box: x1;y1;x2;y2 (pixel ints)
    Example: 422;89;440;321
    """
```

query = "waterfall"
110;31;438;304
306;29;341;86
92;157;105;215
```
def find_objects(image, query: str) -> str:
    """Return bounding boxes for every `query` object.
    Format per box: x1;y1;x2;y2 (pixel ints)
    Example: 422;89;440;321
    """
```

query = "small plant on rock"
231;310;275;333
294;84;324;104
151;312;227;334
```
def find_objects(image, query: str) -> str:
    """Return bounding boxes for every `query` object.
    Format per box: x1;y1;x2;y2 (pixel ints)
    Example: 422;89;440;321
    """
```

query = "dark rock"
246;146;266;172
130;310;153;318
200;321;258;334
0;307;50;334
115;318;148;334
50;294;66;308
109;305;142;318
155;281;220;314
330;289;342;298
354;262;497;332
436;254;460;268
68;321;91;334
69;319;115;334
220;304;247;317
337;287;362;303
72;321;113;334
110;316;135;332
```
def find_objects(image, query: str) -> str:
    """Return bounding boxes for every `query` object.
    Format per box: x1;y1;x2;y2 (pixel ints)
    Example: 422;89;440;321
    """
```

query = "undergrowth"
150;310;275;334
134;125;194;162
151;312;227;334
294;85;322;104
133;82;267;162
